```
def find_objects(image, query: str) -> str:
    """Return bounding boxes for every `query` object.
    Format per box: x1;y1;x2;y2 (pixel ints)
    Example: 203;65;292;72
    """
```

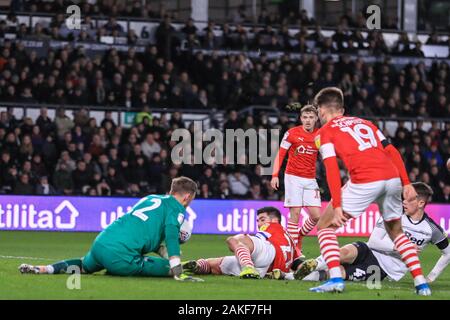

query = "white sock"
46;265;54;274
303;271;320;281
328;266;342;279
315;256;327;271
284;272;295;280
414;275;427;287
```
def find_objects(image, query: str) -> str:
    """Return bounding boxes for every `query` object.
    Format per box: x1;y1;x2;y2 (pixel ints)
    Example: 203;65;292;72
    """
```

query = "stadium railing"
1;11;449;57
0;102;223;130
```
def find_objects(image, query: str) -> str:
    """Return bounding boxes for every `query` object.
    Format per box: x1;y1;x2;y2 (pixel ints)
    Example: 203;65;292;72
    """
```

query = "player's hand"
270;177;279;190
174;273;204;282
403;184;417;202
331;207;348;228
157;244;169;259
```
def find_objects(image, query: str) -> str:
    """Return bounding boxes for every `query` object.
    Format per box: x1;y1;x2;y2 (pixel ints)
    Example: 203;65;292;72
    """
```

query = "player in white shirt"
295;182;450;283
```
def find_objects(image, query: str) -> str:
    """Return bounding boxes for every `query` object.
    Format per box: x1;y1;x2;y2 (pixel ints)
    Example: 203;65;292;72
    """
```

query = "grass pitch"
0;231;449;300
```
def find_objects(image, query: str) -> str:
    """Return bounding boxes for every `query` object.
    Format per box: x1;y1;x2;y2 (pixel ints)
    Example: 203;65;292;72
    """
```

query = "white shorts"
284;173;321;207
342;178;403;221
219;236;276;278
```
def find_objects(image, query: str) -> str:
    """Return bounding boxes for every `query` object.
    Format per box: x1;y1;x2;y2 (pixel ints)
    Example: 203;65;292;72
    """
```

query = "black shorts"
342;241;388;282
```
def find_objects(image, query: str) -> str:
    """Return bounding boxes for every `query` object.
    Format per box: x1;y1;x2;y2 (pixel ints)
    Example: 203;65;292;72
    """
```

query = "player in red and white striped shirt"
309;87;431;295
182;207;301;279
271;105;321;256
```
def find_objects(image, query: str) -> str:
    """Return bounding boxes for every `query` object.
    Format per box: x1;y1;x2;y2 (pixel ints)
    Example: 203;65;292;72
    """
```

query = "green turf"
0;231;449;300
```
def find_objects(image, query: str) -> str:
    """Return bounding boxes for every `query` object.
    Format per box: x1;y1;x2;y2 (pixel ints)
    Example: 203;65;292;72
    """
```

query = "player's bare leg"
297;206;321;253
384;218;431;296
226;234;260;279
309;202;346;292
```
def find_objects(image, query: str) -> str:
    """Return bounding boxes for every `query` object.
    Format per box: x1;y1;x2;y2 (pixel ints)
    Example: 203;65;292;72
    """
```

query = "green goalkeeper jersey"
94;194;186;262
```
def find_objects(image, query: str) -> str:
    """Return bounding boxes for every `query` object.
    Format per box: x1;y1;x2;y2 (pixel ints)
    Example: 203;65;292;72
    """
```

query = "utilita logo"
0;200;79;230
217;208;288;233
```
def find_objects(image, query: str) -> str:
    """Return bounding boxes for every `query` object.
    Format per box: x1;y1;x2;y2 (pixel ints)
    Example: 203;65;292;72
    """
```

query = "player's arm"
367;222;395;252
271;132;291;190
319;142;348;226
427;237;450;282
374;127;417;200
164;217;203;281
317;137;342;209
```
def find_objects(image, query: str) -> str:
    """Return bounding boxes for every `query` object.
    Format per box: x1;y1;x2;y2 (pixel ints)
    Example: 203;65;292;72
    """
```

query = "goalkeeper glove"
174;273;204;282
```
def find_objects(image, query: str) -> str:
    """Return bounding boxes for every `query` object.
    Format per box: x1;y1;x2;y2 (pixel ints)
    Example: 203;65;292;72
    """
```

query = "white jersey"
367;213;448;281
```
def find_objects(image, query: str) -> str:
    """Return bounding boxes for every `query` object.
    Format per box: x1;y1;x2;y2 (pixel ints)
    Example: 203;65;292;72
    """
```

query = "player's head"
403;182;433;215
300;105;318;132
256;206;282;228
313;87;345;125
169;176;197;207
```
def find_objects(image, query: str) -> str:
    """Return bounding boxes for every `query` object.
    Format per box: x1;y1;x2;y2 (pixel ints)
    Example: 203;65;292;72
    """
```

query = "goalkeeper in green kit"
19;177;203;282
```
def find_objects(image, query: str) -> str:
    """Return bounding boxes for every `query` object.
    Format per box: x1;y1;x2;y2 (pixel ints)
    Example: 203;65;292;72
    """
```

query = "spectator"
13;173;34;195
54;107;74;140
227;168;250;198
35;176;57;195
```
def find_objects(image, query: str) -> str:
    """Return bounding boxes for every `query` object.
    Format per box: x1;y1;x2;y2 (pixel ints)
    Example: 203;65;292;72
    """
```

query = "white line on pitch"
0;255;55;261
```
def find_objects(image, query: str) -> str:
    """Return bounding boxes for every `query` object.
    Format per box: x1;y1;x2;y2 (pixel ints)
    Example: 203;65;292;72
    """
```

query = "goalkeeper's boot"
239;266;260;279
415;283;432;296
294;259;318;280
309;277;345;293
19;264;41;274
181;260;199;275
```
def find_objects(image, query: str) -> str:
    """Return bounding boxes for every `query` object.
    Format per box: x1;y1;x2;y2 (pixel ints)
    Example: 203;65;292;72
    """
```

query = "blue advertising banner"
0;195;449;236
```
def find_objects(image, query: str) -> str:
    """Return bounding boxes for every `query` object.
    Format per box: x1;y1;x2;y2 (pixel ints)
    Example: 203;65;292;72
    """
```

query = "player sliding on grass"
183;206;302;279
19;177;203;282
295;182;450;284
271;105;321;255
311;87;431;295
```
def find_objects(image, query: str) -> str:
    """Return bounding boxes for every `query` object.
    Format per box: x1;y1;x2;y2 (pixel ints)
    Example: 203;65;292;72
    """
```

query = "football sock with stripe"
196;259;211;274
393;234;426;286
317;228;342;279
287;221;299;246
235;246;254;268
298;217;318;250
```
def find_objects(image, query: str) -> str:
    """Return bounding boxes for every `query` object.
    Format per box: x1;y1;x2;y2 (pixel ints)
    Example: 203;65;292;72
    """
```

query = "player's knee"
226;236;239;251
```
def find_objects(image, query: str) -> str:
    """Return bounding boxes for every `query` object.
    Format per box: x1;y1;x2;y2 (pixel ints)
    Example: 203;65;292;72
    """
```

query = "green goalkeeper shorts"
82;241;170;277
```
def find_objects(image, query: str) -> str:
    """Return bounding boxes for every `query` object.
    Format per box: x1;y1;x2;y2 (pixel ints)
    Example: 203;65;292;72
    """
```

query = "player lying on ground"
311;87;431;295
271;105;321;255
295;182;449;283
19;176;203;282
183;206;303;279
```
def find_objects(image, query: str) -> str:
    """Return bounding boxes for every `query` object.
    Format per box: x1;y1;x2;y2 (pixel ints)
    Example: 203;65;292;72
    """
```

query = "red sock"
299;216;317;237
297;217;317;251
394;234;426;286
196;259;211;274
287;221;299;246
235;246;254;268
317;228;342;278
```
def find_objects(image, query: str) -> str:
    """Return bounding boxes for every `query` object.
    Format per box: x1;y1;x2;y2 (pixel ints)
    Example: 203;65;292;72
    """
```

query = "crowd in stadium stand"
0;105;449;203
1;21;449;113
0;10;449;202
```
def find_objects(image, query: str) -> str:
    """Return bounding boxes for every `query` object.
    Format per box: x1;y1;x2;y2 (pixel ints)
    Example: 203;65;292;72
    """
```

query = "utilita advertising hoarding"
0;195;449;236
